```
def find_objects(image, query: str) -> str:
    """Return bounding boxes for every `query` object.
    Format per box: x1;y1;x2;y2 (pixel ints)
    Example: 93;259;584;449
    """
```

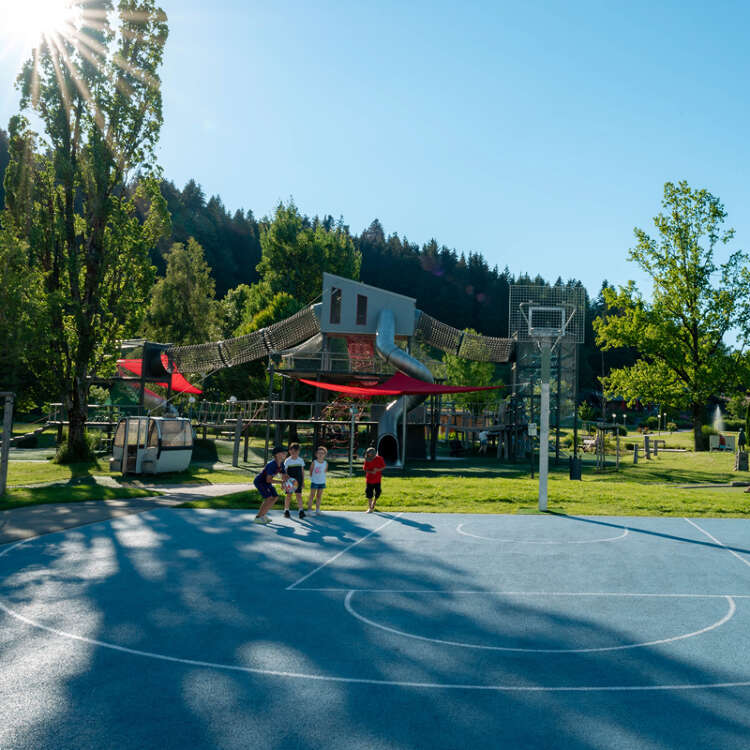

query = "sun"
2;0;81;48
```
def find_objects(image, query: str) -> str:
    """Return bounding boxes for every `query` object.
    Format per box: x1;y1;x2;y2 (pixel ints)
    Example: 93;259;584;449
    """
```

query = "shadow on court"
1;510;749;750
546;511;750;557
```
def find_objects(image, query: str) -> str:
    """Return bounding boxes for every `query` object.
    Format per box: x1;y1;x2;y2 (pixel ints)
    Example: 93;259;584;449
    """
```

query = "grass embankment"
0;485;155;511
6;430;747;515
3;449;254;510
180;447;750;517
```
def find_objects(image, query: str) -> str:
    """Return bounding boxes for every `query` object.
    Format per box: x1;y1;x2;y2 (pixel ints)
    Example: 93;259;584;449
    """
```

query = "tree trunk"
692;402;704;452
65;376;91;462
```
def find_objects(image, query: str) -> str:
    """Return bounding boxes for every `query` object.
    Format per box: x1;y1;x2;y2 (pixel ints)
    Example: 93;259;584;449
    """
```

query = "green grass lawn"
3;455;253;511
0;484;155;511
180;448;750;517
178;473;750;516
6;459;108;486
6;433;748;516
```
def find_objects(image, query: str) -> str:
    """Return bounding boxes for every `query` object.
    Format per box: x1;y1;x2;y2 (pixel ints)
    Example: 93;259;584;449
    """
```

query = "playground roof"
298;371;502;397
116;359;203;395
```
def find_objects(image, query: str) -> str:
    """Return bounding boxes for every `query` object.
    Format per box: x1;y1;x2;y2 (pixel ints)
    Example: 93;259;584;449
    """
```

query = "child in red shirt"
363;447;386;513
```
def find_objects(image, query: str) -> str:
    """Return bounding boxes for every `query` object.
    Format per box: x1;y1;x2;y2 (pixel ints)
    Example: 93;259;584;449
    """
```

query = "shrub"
54;430;99;464
724;419;744;431
578;403;596;422
645;415;659;429
616;425;627;436
666;422;678;433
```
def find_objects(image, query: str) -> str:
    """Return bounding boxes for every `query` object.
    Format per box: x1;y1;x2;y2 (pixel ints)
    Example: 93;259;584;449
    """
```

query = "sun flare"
3;0;80;48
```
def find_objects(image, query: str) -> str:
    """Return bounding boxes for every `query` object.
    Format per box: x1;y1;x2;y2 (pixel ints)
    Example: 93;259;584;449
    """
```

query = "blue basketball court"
1;510;749;749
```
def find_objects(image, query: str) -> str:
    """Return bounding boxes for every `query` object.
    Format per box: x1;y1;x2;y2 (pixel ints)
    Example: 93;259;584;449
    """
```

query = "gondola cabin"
110;417;193;474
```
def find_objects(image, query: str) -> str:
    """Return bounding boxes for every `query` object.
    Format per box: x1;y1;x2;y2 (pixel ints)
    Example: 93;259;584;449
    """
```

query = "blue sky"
1;0;748;299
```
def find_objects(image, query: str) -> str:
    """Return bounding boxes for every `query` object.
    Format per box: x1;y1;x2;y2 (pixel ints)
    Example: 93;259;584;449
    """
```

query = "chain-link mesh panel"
167;342;227;373
458;331;514;362
415;313;461;354
265;305;321;351
220;332;268;366
509;285;585;343
167;305;321;373
416;312;514;362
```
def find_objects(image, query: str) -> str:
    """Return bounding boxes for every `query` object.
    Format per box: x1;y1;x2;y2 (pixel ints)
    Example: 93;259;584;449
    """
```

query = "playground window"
330;288;342;324
356;294;367;325
161;419;192;448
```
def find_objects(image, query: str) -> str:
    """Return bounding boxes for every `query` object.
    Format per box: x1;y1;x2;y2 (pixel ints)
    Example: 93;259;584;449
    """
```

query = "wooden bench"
582;435;600;453
449;439;465;457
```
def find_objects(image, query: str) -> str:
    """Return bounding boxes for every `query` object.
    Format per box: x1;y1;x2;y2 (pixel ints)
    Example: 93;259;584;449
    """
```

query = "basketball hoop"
509;286;586;512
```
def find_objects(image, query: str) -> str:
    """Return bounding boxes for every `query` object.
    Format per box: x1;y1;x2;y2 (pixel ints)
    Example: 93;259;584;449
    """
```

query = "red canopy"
117;358;203;395
299;371;501;397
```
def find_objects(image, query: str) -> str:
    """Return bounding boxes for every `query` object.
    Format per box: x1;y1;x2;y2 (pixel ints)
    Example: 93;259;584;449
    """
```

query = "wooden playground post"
0;393;14;497
616;426;620;470
401;396;408;472
232;416;242;467
264;360;274;464
348;406;357;476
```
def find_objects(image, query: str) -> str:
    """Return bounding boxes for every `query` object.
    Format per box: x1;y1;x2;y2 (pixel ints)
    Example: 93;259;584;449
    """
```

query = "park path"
0;483;251;545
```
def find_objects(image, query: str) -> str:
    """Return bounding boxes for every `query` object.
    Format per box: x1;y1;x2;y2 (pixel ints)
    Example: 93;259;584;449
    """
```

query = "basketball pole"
538;340;551;511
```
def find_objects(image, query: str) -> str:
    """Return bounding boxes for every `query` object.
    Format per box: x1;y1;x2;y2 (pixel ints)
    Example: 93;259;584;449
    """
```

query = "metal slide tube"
374;310;434;465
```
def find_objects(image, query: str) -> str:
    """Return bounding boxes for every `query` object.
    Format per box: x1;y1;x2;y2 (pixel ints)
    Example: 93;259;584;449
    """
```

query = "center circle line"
456;523;629;544
343;590;736;653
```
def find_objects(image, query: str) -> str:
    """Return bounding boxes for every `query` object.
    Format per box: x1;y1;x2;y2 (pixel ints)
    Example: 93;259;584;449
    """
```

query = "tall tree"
143;238;222;344
0;226;50;408
256;201;361;304
0;129;9;212
594;181;750;449
4;1;170;459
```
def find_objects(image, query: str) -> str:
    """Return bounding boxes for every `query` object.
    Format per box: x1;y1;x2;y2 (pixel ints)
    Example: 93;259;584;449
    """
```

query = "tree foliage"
3;1;170;458
594;181;750;449
256;201;361;305
143;238;221;344
236;292;302;336
440;330;502;413
153;179;261;296
0;226;50;409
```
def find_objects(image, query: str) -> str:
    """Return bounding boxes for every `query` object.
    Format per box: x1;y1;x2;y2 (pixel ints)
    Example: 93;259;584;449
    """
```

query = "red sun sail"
298;371;502;397
117;358;203;395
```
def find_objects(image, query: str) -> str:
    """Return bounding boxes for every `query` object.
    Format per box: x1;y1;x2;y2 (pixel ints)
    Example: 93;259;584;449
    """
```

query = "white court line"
685;518;750;570
294;588;750;598
2;524;750;692
286;513;403;590
0;594;749;692
344;590;736;653
456;523;629;544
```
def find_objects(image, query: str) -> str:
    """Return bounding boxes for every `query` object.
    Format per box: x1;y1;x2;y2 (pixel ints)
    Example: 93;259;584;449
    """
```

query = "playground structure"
162;273;519;467
39;275;587;480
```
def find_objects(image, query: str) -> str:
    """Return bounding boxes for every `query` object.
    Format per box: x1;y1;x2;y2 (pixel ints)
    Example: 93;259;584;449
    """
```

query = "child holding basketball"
253;446;288;524
307;445;328;515
363;447;385;512
283;442;306;519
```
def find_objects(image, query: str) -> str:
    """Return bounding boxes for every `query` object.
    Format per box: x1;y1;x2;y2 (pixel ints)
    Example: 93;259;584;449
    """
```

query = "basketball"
283;478;298;493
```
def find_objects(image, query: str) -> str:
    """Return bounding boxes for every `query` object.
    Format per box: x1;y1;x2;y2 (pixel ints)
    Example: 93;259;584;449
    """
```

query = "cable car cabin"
110;417;193;475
